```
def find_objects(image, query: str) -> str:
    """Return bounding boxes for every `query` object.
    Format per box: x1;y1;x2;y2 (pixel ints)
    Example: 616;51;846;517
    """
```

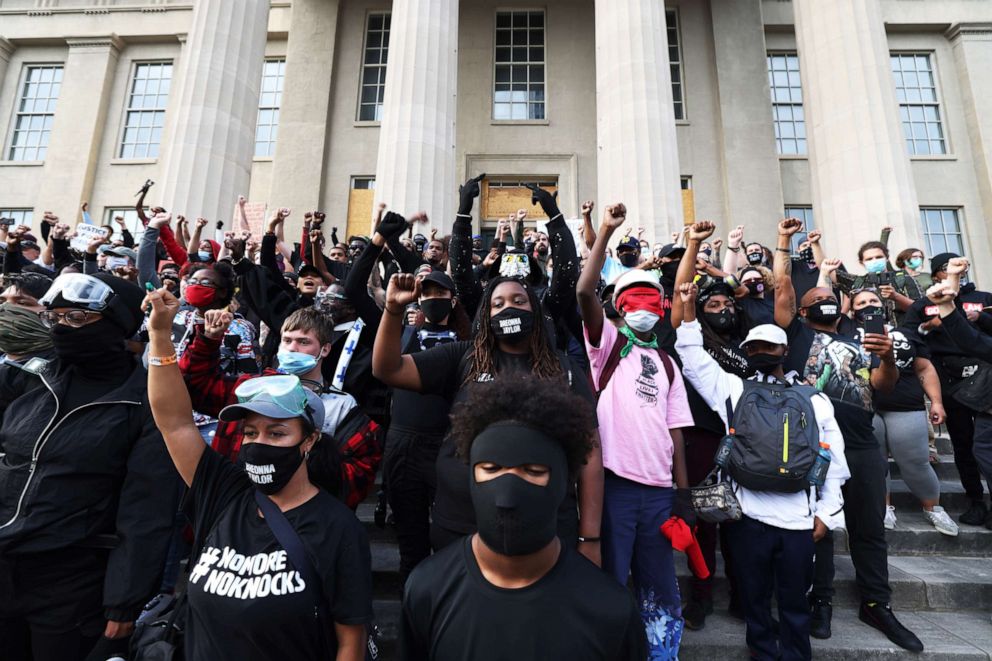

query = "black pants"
944;397;991;502
725;516;814;661
812;444;890;604
683;426;736;603
384;425;444;582
0;547;108;661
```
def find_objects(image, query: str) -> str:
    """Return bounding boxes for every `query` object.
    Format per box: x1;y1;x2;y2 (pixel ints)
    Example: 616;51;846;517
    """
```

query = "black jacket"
905;283;992;366
0;358;181;621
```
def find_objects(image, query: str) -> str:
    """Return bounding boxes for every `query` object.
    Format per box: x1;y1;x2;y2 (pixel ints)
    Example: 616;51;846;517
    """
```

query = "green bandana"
0;303;53;357
618;325;658;358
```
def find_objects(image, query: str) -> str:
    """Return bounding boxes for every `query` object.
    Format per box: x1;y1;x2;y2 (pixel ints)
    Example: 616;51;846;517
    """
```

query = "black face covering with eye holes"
469;422;568;556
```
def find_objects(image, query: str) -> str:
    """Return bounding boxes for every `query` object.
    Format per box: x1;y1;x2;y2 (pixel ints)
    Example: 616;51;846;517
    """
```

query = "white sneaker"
884;506;897;530
924;506;959;537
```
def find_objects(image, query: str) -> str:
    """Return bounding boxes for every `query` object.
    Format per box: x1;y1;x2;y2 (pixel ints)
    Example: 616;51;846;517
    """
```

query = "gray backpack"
726;380;821;493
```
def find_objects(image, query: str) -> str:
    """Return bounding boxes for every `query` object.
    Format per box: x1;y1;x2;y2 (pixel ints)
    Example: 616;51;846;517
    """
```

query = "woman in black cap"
0;273;179;661
144;286;372;661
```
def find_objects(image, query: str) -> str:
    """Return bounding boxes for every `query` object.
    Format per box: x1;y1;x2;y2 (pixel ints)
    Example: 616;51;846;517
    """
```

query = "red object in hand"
660;516;710;580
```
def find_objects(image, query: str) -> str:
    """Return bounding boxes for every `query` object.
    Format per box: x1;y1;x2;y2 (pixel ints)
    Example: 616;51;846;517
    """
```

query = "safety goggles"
39;273;114;311
234;375;313;422
498;252;531;279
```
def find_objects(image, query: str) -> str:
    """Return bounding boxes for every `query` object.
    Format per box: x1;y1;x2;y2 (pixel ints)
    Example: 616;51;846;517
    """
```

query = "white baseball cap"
741;324;788;348
611;270;662;307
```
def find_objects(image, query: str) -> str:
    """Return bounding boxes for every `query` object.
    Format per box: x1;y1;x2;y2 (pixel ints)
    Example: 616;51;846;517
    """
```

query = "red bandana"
616;287;664;317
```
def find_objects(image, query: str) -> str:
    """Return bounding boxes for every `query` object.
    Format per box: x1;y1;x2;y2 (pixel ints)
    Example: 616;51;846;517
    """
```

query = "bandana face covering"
469;423;568;556
0;303;53;355
616;287;664;317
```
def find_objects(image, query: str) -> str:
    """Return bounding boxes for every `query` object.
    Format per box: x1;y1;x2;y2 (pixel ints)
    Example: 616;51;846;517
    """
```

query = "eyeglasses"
39;309;102;328
185;277;218;288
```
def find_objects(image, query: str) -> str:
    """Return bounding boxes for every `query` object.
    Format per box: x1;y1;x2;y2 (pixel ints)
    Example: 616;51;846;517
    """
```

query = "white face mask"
624;310;659;333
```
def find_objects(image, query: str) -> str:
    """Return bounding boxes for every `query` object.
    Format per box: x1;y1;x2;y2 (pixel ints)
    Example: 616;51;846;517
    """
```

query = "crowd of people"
0;174;990;661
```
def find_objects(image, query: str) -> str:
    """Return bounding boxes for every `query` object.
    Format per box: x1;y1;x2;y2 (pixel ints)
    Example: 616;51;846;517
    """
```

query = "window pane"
119;62;172;158
892;53;945;155
356;13;391;121
254;58;286;156
767;52;806;155
667;9;685;120
9;65;63;161
493;11;546;120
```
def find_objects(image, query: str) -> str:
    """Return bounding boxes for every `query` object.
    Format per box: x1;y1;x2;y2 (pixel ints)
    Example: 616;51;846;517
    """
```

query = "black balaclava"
469;422;568;556
51;318;129;371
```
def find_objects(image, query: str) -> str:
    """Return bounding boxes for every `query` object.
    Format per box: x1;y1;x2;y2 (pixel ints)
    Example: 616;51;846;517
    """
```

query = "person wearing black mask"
773;219;922;652
0;273;180;661
791;229;825;302
738;265;775;329
0;272;55;421
373;272;604;564
144;287;373;661
745;242;769;267
347;236;369;263
399;378;645;661
600;235;642;284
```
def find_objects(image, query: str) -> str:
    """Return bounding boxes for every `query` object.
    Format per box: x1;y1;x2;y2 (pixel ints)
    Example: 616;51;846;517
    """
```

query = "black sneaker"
959;501;988;526
809;597;832;639
683;600;707;631
728;592;745;620
858;602;924;652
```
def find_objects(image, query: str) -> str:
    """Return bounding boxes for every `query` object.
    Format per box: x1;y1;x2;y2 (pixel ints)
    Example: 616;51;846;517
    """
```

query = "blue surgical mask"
864;258;887;274
907;257;923;270
276;350;318;376
197;250;213;262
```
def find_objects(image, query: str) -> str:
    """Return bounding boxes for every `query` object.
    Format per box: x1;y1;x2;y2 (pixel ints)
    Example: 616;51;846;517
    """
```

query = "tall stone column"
158;0;270;222
947;24;992;272
268;0;341;216
793;0;922;261
43;36;122;224
373;0;459;228
594;0;682;245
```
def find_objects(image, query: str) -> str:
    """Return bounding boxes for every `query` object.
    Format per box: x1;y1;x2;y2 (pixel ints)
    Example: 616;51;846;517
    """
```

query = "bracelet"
728;246;741;253
456;213;472;219
549;213;563;221
775;247;791;253
148;354;178;366
384;305;404;317
577;536;601;543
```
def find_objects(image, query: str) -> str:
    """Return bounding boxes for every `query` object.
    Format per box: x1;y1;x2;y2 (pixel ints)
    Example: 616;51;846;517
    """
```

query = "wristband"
776;247;791;253
148;354;178;366
456;213;472;219
384;305;404;317
724;275;739;288
549;213;563;222
577;536;601;543
728;246;741;253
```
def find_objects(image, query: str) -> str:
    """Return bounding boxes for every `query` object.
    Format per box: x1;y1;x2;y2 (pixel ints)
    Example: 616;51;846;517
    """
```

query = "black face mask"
618;252;638;268
805;300;841;325
470;423;567;556
744;281;765;298
51;318;127;368
238;439;306;495
420;298;453;324
604;298;621;320
746;252;765;266
490;307;534;342
800;247;815;263
660;261;680;282
746;351;785;374
854;305;885;324
703;309;736;333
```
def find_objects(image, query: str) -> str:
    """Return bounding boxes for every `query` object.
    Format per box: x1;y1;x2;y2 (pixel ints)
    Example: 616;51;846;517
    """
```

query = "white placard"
70;224;110;252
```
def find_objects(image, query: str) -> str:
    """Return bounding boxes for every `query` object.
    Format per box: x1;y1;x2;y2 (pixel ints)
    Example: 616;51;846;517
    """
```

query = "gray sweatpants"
874;409;940;503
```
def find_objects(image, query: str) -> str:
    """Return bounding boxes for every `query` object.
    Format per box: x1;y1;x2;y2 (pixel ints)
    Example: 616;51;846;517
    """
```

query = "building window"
481;177;558;220
493;11;546;121
667;10;685;121
892;53;945;156
920;208;963;256
352;177;376;190
104;208;146;237
119;62;172;159
255;59;285;158
784;205;814;252
7;65;63;161
768;53;806;155
358;13;390;122
0;209;34;227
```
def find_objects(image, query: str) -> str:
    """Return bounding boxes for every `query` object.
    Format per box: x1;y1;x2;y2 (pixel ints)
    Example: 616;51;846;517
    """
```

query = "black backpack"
725;380;820;493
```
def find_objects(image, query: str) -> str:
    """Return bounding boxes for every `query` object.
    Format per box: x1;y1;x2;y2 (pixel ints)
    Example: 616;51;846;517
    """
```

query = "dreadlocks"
465;277;562;383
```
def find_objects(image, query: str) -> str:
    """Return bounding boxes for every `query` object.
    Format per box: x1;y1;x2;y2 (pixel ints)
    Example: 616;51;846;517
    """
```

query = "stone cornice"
945;23;992;41
65;34;125;52
0;37;14;61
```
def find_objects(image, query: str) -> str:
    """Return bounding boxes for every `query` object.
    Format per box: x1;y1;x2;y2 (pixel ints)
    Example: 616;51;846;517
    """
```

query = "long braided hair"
465;277;563;383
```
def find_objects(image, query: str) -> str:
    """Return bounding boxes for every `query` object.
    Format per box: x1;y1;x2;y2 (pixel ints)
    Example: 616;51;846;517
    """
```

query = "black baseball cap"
422;269;456;293
298;264;322;279
658;243;686;259
930;252;959;276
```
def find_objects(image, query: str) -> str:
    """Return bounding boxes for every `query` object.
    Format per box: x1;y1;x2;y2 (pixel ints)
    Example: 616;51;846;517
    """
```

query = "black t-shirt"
389;324;458;433
851;325;929;413
399;536;646;661
412;341;597;537
737;296;775;331
785;319;880;449
791;259;820;303
184;450;373;661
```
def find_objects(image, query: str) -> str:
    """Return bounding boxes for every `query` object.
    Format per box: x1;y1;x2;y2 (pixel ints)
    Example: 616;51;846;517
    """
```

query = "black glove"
84;634;130;661
457;173;486;216
525;184;561;220
377;211;409;241
672;488;696;528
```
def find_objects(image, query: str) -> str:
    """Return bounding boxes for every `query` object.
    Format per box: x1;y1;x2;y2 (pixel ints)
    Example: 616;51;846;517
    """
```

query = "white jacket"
675;321;849;531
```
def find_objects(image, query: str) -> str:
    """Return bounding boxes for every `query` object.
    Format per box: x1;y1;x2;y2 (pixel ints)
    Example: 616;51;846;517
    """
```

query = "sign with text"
70;224;110;253
233;202;268;239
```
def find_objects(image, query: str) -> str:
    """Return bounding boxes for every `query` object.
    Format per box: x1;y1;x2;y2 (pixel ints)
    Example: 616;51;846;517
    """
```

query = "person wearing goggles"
0;272;179;661
144;286;373;661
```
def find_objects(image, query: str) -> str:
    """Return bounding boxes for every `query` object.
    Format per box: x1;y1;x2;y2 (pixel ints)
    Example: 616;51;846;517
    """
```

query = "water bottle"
807;442;832;487
714;433;735;468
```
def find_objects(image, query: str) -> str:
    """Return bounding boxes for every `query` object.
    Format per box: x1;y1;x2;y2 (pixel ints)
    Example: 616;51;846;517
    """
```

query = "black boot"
959;500;988;526
809;596;832;639
728;591;744;620
858;602;924;652
683;600;707;631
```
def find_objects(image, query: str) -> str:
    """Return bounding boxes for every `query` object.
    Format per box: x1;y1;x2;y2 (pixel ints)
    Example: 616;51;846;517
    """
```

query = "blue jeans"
602;471;682;660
